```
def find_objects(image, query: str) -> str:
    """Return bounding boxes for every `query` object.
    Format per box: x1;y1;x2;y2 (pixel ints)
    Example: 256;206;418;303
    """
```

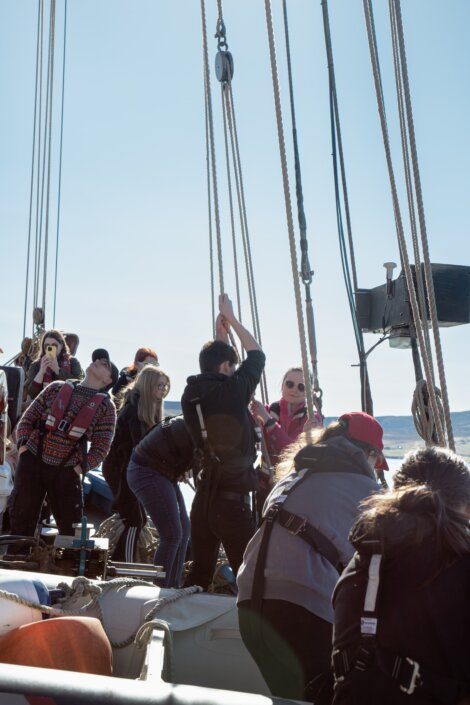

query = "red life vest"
45;380;106;440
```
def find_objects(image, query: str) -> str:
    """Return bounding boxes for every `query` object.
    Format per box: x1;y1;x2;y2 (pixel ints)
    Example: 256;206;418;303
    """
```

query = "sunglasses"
284;380;305;392
157;382;169;391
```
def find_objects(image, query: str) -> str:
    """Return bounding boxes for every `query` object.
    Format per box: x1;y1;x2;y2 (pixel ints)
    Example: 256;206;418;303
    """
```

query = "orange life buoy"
0;616;112;675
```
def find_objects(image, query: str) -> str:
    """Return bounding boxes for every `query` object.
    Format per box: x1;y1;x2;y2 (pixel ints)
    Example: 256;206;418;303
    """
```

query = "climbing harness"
332;547;464;702
251;467;341;612
44;380;106;439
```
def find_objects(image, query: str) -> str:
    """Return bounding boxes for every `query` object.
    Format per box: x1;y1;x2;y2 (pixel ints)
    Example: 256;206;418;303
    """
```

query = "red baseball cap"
339;412;389;471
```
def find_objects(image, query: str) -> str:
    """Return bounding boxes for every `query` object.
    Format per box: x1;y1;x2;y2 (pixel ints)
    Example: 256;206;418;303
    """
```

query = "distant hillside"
165;401;470;460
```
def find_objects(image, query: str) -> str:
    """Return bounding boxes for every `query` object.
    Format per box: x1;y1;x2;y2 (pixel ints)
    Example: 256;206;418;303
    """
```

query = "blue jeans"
127;459;190;588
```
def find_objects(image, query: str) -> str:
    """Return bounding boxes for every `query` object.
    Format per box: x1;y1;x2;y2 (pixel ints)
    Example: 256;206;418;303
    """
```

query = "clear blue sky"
1;0;469;417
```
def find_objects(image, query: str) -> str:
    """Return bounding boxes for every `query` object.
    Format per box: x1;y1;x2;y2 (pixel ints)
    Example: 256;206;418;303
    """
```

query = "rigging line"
200;0;224;294
320;0;360;293
224;83;268;403
204;83;216;338
362;0;446;446
42;0;57;315
388;0;433;380
320;0;374;415
53;0;67;328
263;0;315;421
282;0;322;411
330;75;370;415
33;0;44;321
23;0;42;340
391;0;454;450
221;84;243;324
35;0;54;312
215;0;268;401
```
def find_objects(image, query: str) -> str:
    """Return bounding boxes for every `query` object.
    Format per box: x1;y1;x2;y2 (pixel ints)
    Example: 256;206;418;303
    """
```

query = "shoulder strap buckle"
397;657;421;695
283;512;307;536
57;419;71;433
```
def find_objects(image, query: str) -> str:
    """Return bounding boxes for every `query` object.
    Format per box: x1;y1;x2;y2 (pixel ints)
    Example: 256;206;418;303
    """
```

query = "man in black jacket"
182;294;265;589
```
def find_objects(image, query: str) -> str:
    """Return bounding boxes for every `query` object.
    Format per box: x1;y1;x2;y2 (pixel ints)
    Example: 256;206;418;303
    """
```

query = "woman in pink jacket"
251;367;322;466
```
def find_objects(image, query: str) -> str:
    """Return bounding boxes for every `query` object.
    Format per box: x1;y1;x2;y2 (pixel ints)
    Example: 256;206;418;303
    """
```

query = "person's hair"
128;347;158;373
275;420;377;480
199;340;238;374
125;365;170;428
355;446;470;557
33;329;70;364
281;366;304;386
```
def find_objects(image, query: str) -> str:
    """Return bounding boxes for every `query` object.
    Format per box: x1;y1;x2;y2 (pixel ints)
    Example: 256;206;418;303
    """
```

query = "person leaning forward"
182;294;265;590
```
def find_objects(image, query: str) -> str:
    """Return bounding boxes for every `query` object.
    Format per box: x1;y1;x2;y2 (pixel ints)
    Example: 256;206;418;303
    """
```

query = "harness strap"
39;382;106;469
45;380;75;430
333;644;462;701
251;467;339;610
276;507;341;570
45;381;106;440
333;546;465;702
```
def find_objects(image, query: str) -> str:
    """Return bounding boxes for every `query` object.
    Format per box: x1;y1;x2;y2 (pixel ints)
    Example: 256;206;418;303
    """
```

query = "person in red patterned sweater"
10;352;117;537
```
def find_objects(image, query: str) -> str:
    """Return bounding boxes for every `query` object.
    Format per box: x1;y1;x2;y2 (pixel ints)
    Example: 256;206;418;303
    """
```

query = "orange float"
0;616;112;675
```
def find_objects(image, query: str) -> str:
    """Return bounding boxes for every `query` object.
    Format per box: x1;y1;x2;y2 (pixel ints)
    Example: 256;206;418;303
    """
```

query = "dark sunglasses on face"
285;380;305;392
157;382;169;391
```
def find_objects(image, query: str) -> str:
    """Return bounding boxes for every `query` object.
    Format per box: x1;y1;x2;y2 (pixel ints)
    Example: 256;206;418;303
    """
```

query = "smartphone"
45;345;57;359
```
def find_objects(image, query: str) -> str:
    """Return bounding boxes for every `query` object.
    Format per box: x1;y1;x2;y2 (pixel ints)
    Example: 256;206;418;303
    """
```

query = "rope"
35;0;53;313
52;0;67;328
220;83;243;324
211;1;268;401
201;0;224;294
390;0;454;450
362;0;446;446
389;0;433;376
32;0;44;326
282;0;323;415
23;0;42;340
204;87;216;338
263;0;315;421
0;577;201;651
223;71;269;401
412;379;445;447
42;0;56;315
320;0;373;415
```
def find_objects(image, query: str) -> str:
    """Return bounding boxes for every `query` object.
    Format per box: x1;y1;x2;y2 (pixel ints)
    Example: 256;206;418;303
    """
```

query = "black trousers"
238;599;334;704
184;485;256;590
10;450;83;537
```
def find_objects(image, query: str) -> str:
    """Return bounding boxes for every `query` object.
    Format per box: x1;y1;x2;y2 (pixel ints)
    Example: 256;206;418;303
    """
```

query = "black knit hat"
92;348;119;391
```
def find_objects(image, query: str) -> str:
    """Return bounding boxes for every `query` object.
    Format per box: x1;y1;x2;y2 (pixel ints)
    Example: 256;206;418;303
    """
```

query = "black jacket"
133;415;194;483
111;367;137;397
332;509;470;705
102;390;147;503
181;349;266;493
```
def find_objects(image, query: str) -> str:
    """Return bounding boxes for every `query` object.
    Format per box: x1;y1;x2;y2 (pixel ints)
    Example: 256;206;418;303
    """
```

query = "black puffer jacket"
102;390;148;516
133;415;194;483
332;509;470;705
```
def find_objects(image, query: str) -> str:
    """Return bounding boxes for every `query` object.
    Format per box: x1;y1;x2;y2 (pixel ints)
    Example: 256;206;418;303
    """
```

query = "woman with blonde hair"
236;412;384;703
102;365;170;561
331;446;470;705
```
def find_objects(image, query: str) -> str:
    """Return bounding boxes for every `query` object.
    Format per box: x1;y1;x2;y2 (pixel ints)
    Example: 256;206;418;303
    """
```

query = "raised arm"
219;294;262;353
